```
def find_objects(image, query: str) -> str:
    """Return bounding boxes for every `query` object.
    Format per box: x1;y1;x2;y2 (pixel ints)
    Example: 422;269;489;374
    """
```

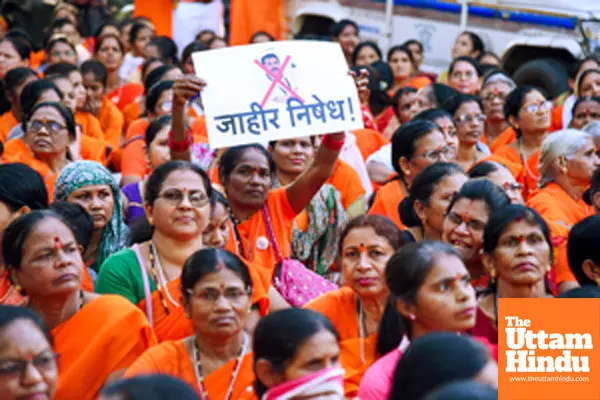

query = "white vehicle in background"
288;0;600;98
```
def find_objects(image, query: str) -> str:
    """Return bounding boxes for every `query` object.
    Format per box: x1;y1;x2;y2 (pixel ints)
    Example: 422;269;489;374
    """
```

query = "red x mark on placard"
254;55;304;107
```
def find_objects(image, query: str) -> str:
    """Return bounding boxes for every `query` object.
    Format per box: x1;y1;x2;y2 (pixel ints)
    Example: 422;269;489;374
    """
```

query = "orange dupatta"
125;339;255;399
52;295;157;399
304;287;377;398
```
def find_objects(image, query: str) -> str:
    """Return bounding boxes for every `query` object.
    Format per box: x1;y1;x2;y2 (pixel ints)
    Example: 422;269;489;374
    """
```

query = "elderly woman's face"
67;184;115;232
340;226;394;299
24;107;70;156
14;218;84;298
0;319;58;400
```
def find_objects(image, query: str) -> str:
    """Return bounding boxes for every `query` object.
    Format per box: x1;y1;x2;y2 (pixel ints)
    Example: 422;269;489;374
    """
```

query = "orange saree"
368;179;407;229
98;97;125;147
493;144;540;200
125;339;255;399
52;295;157;399
485;126;517;154
304;287;377;398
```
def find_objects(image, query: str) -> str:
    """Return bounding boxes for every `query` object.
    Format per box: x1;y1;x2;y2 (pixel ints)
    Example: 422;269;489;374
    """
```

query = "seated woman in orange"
94;34;144;111
399;163;468;242
441;180;510;291
121;80;175;185
122;64;182;134
97;161;212;342
0;37;30;79
494;86;552;200
0;163;48;306
2;102;77;198
480;70;517;152
0;67;38;143
468;161;525;204
269;137;348;277
81;60;124;147
387;44;431;96
0;306;59;400
446;94;490;171
527;129;598;293
252;308;345;399
368;120;454;229
45;63;106;142
124;248;256;398
2;211;157;399
474;205;555;344
304;215;405;397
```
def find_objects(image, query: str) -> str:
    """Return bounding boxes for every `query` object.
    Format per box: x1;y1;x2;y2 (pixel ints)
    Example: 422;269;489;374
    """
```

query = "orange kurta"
98;97;125;147
304;287;378;398
0;111;18;143
52;295;157;399
75;111;105;141
123;101;143;135
368;179;407;229
224;188;297;291
121;119;149;180
125;340;255;398
527;182;594;284
485;126;517;154
134;0;173;37
328;159;366;210
108;83;144;112
229;0;287;45
493;144;540;200
352;128;389;162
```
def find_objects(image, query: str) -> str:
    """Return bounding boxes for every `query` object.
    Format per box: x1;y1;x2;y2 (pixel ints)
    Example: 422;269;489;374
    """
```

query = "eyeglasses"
159;101;172;113
521;100;552;114
0;350;59;378
50;50;76;58
446;211;486;232
415;145;456;162
455;114;485;124
482;92;508;102
157;189;209;208
187;287;250;305
26;118;67;135
503;182;523;192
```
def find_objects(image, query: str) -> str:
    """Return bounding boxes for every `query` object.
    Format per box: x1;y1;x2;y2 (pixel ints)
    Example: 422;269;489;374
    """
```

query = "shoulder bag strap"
261;205;284;262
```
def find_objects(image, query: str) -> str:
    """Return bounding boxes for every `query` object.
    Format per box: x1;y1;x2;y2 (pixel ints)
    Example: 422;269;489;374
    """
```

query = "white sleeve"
366;144;393;171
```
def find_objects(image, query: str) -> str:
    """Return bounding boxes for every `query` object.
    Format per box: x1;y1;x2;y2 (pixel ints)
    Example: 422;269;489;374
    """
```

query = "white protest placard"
192;40;364;149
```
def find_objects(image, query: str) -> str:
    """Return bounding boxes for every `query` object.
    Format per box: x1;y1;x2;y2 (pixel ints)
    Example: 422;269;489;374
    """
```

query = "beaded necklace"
192;333;249;400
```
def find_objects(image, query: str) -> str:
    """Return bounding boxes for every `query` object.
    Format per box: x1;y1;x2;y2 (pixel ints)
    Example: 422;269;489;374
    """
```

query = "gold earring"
14;284;25;296
595;276;600;286
545;265;551;274
489;268;496;284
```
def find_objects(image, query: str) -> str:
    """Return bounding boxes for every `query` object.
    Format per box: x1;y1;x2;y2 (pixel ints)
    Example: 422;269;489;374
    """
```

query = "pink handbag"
262;206;338;307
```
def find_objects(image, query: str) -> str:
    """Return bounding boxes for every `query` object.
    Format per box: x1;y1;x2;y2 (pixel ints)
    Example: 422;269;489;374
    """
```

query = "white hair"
538;129;592;187
482;70;516;91
583;121;600;139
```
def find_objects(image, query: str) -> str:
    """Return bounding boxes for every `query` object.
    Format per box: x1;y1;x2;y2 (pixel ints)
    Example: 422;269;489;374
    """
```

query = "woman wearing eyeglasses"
368;120;454;229
0;102;76;198
480;71;517;152
124;248;256;399
0;306;58;400
2;211;156;399
494;86;552;200
441;180;510;291
445;94;490;171
97;161;211;342
527;129;599;293
447;57;482;95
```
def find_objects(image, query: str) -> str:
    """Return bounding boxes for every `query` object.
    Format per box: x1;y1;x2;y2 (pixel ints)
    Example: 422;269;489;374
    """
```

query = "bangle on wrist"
321;133;345;151
168;129;193;152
